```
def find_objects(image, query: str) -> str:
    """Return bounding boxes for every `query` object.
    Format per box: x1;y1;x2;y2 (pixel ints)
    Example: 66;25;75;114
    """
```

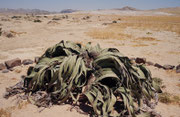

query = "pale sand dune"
0;11;180;117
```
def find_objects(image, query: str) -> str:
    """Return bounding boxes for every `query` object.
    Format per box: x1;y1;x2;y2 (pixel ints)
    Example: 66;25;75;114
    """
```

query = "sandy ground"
0;10;180;117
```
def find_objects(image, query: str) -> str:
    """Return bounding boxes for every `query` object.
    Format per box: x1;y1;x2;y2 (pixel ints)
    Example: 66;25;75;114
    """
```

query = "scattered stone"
52;17;61;20
0;63;6;70
154;63;164;69
47;21;59;25
2;69;9;73
11;16;21;19
146;32;152;35
135;57;146;64
112;20;117;23
3;31;15;38
34;57;40;63
22;59;33;65
34;19;42;23
21;75;26;79
176;64;180;73
5;58;21;69
163;65;175;70
82;16;90;20
146;61;154;66
102;23;112;25
1;18;10;21
176;69;180;73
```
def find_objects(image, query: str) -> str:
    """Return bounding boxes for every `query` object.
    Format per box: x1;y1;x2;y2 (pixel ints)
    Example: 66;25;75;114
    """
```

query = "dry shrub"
47;21;59;25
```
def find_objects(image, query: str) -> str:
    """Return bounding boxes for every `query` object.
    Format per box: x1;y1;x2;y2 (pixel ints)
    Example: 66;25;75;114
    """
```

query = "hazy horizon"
0;0;180;12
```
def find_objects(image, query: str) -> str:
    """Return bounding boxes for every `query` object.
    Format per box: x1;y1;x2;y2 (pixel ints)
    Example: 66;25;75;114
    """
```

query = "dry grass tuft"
86;15;180;41
10;30;27;36
0;101;29;117
17;101;29;109
168;51;180;55
0;108;11;117
110;16;180;35
86;28;131;40
136;37;158;41
159;92;180;105
131;43;149;47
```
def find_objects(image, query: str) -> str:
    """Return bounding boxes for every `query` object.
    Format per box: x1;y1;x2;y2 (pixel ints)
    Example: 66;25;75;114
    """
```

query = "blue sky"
0;0;180;11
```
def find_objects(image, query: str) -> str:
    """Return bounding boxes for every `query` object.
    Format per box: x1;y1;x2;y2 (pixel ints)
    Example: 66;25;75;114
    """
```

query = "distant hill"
150;7;180;15
60;9;78;13
113;6;140;11
0;8;56;14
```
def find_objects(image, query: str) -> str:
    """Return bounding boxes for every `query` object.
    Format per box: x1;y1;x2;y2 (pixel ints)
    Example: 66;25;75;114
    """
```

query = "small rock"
112;20;117;23
52;17;61;20
176;69;180;73
34;57;40;63
3;31;15;38
14;68;22;73
34;19;42;23
5;58;21;69
176;64;180;70
146;61;154;66
2;69;9;73
0;63;6;70
135;57;146;64
176;64;180;73
154;63;164;69
163;65;175;70
22;59;33;65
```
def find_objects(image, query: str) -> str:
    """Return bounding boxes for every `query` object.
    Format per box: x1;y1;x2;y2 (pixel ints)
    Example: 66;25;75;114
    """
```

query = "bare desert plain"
0;9;180;117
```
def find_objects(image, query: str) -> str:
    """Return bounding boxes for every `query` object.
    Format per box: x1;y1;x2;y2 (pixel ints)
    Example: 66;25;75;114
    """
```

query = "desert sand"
0;10;180;117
